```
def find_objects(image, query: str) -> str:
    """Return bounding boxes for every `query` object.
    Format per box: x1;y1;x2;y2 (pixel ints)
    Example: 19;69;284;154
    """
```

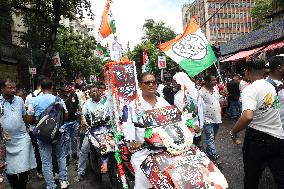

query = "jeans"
38;135;68;189
243;128;284;189
203;123;219;160
63;121;79;156
229;100;241;120
77;134;90;176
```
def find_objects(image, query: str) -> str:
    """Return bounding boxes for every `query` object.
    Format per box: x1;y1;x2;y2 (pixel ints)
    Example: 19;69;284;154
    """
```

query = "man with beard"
0;79;36;189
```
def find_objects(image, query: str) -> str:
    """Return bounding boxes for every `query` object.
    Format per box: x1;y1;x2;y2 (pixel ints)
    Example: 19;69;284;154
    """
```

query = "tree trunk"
41;0;61;75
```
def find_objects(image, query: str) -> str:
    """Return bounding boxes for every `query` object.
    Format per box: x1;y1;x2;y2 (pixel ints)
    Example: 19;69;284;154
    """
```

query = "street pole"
30;47;34;91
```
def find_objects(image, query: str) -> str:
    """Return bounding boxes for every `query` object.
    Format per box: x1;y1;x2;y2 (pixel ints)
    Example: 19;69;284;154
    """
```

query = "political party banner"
158;56;166;69
158;17;216;77
141;147;228;189
104;60;139;189
52;52;61;67
140;153;175;189
142;105;182;127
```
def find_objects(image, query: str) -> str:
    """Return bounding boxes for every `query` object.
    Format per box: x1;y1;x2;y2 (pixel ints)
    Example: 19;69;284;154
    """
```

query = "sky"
91;0;189;50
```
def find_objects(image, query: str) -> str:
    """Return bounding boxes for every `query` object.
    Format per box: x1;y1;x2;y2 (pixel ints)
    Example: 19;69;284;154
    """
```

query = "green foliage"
3;0;95;74
129;19;178;79
51;28;104;84
251;0;273;30
142;19;176;46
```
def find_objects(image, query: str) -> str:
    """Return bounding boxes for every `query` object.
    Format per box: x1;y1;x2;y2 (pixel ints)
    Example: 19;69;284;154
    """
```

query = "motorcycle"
85;110;118;188
117;105;228;189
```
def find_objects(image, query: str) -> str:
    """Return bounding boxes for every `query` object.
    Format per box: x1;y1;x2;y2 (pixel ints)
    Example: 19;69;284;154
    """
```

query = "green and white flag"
158;17;216;77
142;48;152;73
95;43;110;61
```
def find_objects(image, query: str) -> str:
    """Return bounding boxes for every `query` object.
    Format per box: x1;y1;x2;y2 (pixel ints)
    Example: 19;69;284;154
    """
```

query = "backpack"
33;96;64;143
266;78;279;95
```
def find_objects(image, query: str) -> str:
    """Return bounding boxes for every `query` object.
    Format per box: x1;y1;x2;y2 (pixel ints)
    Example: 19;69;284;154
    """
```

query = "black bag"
33;96;64;143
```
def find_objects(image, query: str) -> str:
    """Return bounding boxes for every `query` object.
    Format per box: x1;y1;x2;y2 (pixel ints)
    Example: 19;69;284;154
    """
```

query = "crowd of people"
0;55;284;189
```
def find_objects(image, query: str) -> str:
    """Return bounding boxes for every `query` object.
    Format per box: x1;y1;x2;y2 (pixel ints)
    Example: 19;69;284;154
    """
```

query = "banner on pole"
52;52;61;67
158;56;166;69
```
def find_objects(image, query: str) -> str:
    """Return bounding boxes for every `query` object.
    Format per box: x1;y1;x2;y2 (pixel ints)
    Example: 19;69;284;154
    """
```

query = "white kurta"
131;96;169;189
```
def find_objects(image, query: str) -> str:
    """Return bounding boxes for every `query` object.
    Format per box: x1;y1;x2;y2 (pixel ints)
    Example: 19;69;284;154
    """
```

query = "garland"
156;122;193;155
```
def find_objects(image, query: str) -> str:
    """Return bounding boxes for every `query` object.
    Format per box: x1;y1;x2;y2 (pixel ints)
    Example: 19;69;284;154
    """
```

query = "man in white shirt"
199;74;222;164
267;56;284;129
230;59;284;189
129;73;169;189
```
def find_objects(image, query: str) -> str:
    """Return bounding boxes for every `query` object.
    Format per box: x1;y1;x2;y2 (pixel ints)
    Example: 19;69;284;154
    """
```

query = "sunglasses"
142;80;157;85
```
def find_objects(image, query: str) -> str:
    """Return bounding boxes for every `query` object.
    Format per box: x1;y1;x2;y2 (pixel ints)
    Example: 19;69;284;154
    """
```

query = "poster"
141;147;228;189
142;105;182;127
104;61;139;140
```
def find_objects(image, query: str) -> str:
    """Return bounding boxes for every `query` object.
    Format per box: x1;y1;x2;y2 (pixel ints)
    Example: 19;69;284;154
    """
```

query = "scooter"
85;111;118;188
117;106;228;189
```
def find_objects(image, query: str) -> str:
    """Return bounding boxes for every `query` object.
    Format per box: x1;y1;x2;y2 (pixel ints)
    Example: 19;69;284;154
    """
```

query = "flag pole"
214;60;224;84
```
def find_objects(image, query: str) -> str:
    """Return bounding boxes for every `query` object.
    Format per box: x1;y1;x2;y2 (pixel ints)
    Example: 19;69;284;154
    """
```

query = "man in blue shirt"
27;78;69;189
0;79;36;189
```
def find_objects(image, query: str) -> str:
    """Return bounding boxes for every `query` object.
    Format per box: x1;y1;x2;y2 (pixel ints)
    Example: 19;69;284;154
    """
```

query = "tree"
1;0;94;74
251;0;273;30
128;19;178;79
51;27;104;85
142;19;176;46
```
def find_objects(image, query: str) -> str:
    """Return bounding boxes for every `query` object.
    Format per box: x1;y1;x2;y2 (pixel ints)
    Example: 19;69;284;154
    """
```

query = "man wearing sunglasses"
129;73;170;189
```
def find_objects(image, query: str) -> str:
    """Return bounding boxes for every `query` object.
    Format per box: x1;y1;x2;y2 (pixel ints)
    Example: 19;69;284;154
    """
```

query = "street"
1;118;277;189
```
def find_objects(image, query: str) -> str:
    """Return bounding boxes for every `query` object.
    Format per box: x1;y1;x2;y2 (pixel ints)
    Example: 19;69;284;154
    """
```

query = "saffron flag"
98;0;116;43
158;18;216;77
142;48;151;73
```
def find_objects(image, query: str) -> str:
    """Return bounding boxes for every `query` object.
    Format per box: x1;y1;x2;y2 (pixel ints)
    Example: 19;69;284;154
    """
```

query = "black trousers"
6;171;30;189
29;131;42;174
243;128;284;189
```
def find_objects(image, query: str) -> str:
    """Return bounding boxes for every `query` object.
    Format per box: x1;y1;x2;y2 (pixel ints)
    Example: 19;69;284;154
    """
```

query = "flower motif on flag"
172;34;208;60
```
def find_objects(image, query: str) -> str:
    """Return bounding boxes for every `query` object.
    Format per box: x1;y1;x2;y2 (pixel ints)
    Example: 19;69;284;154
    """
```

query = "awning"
220;46;264;62
263;40;284;51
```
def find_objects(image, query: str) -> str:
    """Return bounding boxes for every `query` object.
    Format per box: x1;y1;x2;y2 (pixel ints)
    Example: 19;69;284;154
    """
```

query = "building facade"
271;0;284;23
182;0;256;45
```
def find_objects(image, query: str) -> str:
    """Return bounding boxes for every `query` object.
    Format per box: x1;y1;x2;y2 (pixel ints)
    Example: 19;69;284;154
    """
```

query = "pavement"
1;117;277;189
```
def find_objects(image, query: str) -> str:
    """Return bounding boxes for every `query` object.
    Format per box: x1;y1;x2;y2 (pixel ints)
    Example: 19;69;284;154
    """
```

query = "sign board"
158;56;166;69
52;52;61;67
29;67;36;75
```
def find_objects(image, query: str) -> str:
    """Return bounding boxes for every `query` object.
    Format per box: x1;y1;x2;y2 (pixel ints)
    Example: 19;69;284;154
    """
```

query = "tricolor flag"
95;43;110;61
142;48;151;73
158;17;216;77
98;0;116;43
